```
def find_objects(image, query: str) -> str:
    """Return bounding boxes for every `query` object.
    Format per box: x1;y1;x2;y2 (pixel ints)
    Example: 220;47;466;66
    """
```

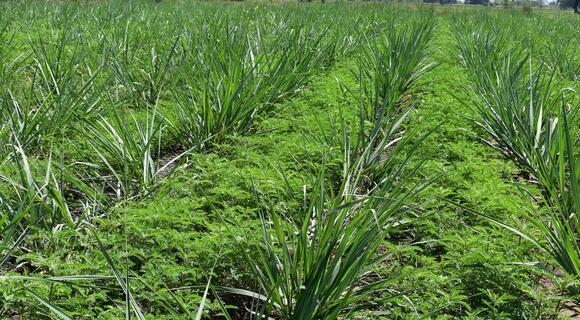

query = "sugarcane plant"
468;102;580;296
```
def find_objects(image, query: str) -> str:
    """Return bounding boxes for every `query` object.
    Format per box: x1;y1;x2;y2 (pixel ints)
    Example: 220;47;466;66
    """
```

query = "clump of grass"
170;13;342;151
78;94;188;201
453;10;580;299
358;13;437;124
470;104;580;295
452;17;578;187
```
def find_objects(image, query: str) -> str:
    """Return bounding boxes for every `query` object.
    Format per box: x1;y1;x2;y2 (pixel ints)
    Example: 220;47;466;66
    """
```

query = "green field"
1;1;580;318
